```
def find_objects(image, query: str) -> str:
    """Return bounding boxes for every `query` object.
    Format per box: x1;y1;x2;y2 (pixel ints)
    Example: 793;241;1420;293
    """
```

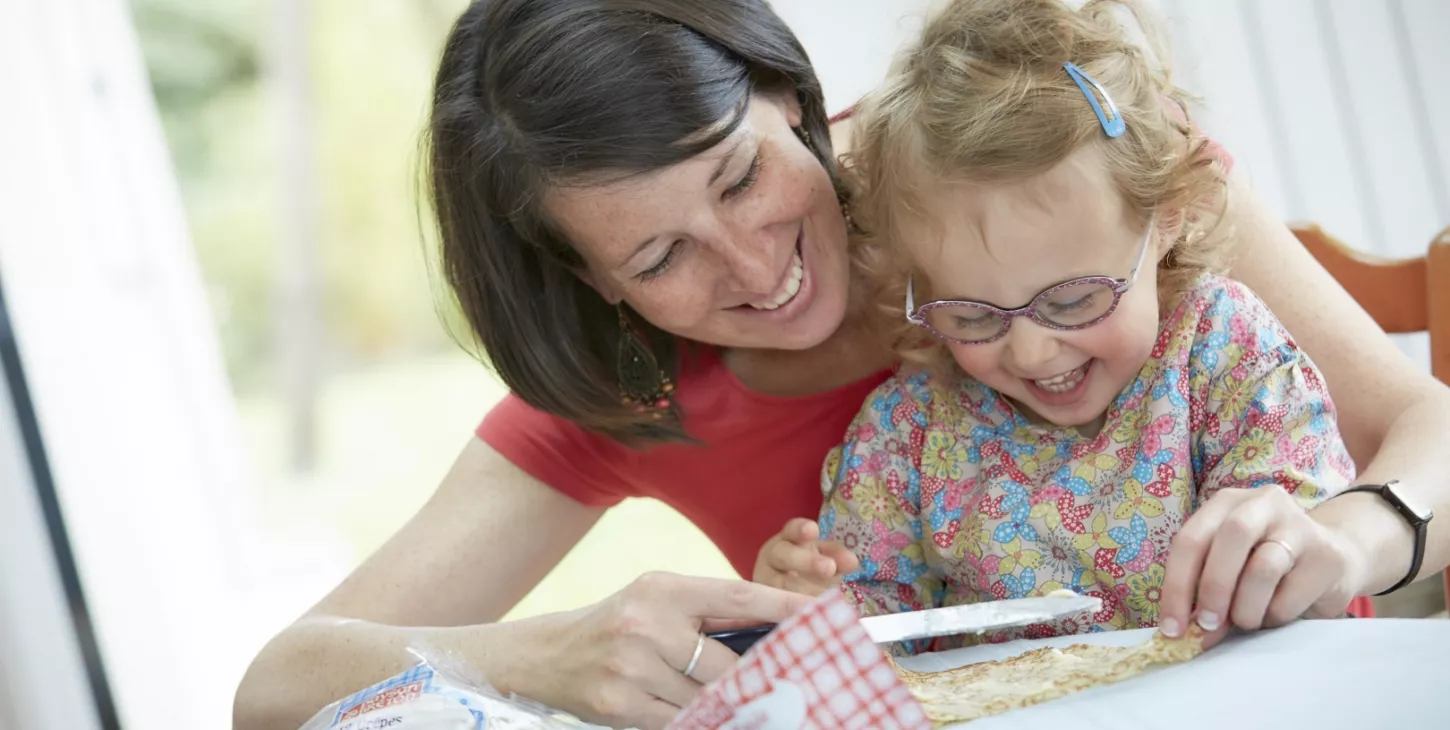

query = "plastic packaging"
298;642;592;730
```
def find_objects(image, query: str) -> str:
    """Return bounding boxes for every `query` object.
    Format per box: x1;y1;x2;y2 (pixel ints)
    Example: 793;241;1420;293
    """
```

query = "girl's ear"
1154;208;1187;261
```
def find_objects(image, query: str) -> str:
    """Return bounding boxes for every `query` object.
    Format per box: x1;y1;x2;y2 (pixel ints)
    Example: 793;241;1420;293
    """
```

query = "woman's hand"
1159;487;1366;647
524;572;812;730
753;518;860;596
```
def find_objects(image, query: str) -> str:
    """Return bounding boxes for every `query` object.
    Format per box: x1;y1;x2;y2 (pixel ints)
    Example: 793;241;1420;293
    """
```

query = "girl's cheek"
1087;306;1160;362
949;343;1003;380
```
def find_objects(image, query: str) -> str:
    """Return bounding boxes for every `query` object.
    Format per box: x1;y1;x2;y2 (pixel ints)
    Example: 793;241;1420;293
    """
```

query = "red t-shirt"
480;347;892;578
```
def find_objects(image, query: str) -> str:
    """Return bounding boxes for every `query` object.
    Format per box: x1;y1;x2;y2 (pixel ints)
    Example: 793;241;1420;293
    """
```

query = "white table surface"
894;619;1450;729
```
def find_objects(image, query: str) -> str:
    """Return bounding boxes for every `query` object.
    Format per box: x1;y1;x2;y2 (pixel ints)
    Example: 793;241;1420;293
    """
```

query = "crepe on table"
894;626;1205;726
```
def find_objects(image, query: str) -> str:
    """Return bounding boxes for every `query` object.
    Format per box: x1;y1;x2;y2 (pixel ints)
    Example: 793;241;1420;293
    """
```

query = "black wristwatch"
1335;480;1433;596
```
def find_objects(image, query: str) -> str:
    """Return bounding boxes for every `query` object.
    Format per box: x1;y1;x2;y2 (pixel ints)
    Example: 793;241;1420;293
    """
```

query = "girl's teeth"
749;251;804;310
1034;363;1089;392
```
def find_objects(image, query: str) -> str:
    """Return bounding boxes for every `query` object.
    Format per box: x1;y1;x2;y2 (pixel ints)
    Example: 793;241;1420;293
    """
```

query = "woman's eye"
638;241;681;281
723;154;762;200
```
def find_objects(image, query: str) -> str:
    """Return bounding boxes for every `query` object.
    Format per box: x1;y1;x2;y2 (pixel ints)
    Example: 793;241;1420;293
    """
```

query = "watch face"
1386;481;1434;522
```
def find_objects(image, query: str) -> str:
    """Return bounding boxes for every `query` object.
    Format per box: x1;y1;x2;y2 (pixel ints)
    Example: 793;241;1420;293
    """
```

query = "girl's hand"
753;518;860;596
527;573;812;730
1159;486;1366;647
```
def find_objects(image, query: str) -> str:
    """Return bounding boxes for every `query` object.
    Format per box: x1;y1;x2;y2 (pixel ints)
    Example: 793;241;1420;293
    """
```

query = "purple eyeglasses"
905;219;1155;345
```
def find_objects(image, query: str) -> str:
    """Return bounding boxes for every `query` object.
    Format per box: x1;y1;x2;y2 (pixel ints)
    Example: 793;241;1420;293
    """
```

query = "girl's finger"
766;539;831;578
818;540;861;575
784;518;819;544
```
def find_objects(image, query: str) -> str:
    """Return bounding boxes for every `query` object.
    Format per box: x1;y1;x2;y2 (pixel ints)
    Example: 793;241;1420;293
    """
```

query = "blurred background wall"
0;1;1445;728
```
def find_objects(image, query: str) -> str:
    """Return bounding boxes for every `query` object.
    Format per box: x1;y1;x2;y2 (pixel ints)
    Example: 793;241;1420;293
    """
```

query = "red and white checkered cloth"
668;590;930;730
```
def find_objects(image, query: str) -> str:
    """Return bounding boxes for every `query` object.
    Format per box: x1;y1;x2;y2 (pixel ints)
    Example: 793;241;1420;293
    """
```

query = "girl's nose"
1004;318;1063;372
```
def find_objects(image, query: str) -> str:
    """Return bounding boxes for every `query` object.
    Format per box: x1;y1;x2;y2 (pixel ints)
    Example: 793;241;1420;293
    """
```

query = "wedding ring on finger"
683;633;705;679
1260;538;1297;563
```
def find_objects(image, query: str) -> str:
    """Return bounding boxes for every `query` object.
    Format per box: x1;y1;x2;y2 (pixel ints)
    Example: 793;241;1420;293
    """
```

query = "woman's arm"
234;438;813;730
234;437;602;729
308;439;604;627
1159;166;1450;643
1221;165;1450;594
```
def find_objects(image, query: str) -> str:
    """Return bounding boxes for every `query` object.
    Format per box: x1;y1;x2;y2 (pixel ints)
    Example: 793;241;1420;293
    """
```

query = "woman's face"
546;93;852;351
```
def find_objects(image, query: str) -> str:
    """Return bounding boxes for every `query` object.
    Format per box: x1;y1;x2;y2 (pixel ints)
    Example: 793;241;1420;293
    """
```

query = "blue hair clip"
1064;62;1125;138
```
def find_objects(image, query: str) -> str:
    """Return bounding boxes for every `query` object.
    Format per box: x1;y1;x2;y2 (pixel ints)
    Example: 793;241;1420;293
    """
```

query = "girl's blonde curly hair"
844;0;1231;375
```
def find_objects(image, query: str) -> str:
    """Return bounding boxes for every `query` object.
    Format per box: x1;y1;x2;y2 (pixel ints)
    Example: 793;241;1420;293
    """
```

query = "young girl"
761;0;1356;645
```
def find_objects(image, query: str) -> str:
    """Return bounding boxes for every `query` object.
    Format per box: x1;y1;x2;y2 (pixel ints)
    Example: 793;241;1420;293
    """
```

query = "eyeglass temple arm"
1120;215;1156;289
905;276;919;322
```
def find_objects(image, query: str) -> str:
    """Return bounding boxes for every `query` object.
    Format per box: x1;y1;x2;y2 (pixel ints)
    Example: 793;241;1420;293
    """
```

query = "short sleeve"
819;372;942;624
477;394;632;508
1188;282;1355;508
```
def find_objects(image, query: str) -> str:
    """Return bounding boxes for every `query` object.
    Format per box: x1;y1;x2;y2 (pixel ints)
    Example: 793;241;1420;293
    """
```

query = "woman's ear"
785;93;804;129
764;88;804;129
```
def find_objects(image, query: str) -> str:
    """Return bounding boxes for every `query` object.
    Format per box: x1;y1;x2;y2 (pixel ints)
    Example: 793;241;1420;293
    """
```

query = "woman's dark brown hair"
427;0;837;445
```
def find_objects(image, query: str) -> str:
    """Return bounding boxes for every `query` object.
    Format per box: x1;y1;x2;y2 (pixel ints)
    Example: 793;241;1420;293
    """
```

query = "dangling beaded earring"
792;125;813;151
840;198;859;234
616;306;674;419
795;124;860;234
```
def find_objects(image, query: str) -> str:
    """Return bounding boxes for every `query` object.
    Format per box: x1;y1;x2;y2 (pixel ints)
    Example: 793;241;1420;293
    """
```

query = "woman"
234;1;1450;729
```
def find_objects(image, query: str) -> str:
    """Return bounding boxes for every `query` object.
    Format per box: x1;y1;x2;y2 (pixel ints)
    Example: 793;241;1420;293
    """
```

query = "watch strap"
1337;482;1429;596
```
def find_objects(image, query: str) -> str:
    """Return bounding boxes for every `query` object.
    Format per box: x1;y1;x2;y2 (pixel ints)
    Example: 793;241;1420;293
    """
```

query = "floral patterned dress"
818;275;1355;648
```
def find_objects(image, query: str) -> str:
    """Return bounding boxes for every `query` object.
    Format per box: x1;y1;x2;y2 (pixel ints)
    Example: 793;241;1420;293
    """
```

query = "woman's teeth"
748;251;804;311
1034;362;1089;393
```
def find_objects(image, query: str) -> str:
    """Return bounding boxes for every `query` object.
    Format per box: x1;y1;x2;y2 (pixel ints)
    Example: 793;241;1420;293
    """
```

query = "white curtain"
0;1;268;727
0;352;100;730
